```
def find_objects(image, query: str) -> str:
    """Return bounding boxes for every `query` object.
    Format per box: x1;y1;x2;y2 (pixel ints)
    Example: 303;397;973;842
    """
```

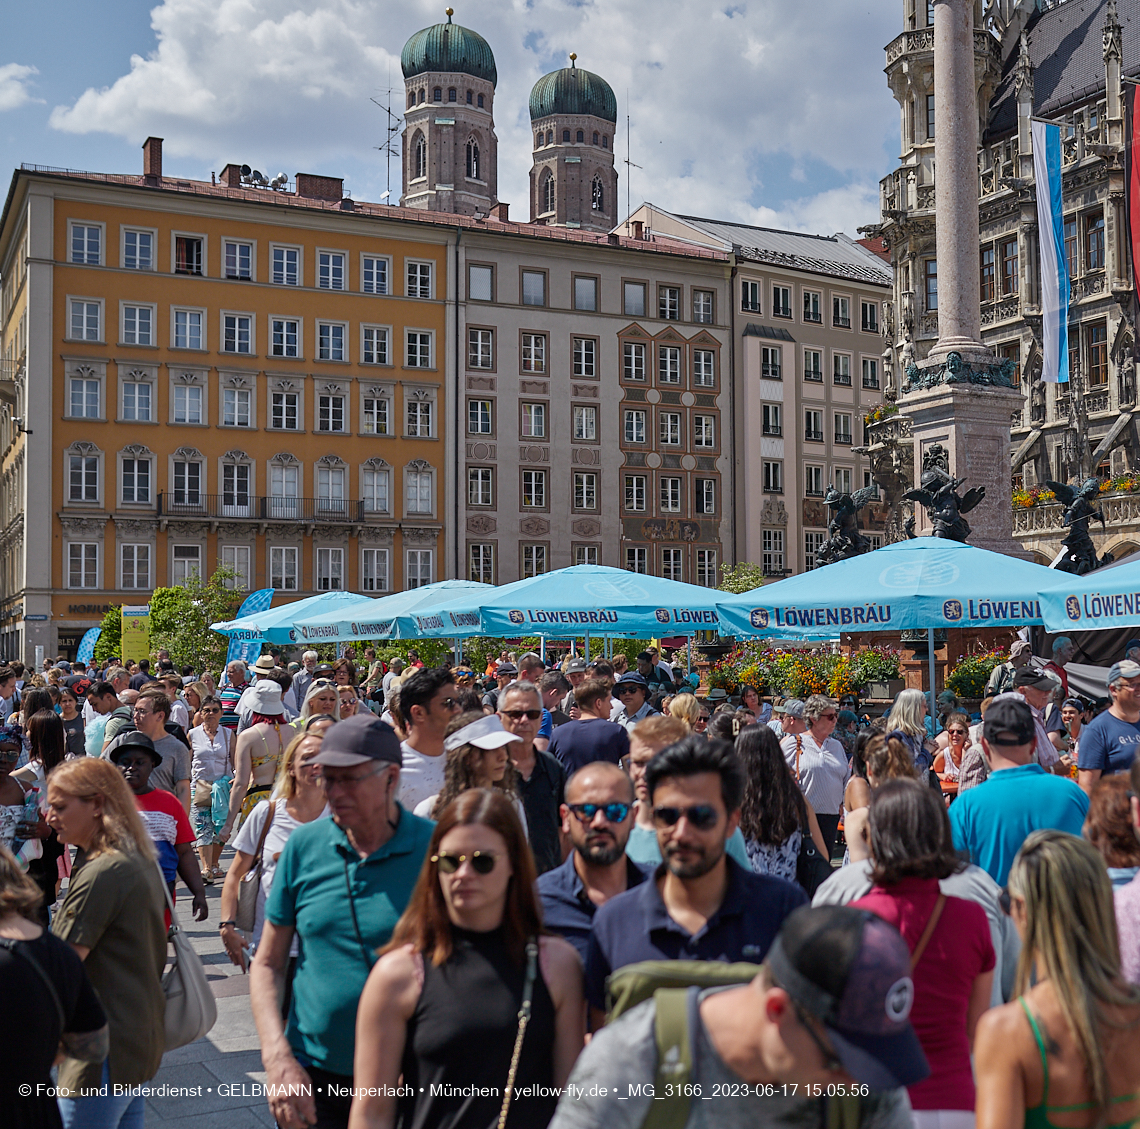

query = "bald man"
537;761;650;965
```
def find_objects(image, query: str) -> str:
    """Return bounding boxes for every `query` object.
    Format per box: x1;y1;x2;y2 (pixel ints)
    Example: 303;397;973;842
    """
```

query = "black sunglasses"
568;802;631;824
501;709;542;720
653;804;719;830
431;851;497;874
793;1003;843;1074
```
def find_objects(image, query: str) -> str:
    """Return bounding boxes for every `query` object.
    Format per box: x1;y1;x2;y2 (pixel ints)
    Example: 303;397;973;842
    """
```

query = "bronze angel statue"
1045;478;1114;575
903;466;986;542
815;485;877;564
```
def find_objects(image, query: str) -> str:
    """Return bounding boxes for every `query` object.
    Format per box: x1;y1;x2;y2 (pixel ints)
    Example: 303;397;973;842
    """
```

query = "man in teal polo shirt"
250;713;433;1129
949;697;1088;887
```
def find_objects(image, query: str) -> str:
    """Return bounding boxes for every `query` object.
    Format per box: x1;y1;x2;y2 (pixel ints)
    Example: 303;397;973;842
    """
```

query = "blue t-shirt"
538;707;553;740
949;763;1089;887
548;718;630;773
1076;710;1140;777
265;806;434;1075
584;857;808;1009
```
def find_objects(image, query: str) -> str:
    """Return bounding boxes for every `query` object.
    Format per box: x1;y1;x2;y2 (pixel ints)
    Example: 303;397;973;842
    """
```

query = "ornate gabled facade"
869;0;1140;563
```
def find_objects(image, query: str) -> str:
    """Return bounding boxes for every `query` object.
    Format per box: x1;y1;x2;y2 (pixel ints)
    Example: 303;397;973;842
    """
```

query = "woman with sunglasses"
933;711;972;784
189;694;234;883
779;694;850;857
293;679;339;733
350;789;584;1129
413;712;528;832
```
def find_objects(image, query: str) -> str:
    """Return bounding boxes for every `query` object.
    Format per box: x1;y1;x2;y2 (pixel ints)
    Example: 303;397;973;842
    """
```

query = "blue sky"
1;0;901;236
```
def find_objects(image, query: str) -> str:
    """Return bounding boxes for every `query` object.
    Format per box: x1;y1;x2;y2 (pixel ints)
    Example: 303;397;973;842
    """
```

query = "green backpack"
604;960;862;1129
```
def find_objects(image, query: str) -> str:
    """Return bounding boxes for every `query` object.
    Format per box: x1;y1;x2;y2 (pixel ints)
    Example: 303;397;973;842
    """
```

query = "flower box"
866;679;905;699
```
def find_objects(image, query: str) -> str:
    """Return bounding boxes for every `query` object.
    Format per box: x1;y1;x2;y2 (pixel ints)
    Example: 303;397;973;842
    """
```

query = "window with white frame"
575;545;599;566
173;459;202;504
468;264;493;301
805;409;824;441
660;477;682;512
270;463;300;518
318;252;345;290
222;462;251;510
362;465;390;512
468;467;493;506
693;349;715;386
862;358;879;388
772;285;791;318
469;543;494;583
69;375;100;419
121;456;150;503
468;400;492;434
318;322;345;361
71;224;101;264
660;412;681;445
225;241;252;280
407;261;433;298
122;379;151;421
220;545;250;590
272;246;300;286
803;290;822;322
362;326;389;365
317;547;344;590
121;543;150;589
625;475;646;511
123;229;153;270
626;546;648;573
174;309;203;350
805;465;824;495
406;331;432;367
521;271;545;307
835;413;853;444
624;282;646;317
362;396;390;436
271;391;299;430
406;468;433;514
407;549;433;589
741;280;760;312
574;472;597;510
173;384;202;424
761;347;781;380
693;290;714;324
655;346;682;388
833;295;851;328
363;255;389;295
70;300;100;341
271;318;299;358
696;549;718;587
469;328;494;368
833;353;852;385
68;454;99;502
223;387;251;427
270;546;298;590
804;348;823;380
623;342;646;381
762;530;785;574
624;410;646;444
123;304;153;346
573;406;596;440
362;548;390;592
861;300;879;333
763;460;783;492
694;415;715;447
804;530;826;571
521;333;546;373
573;338;596;378
763;404;782;436
521;403;546;438
172;544;201;585
661;547;683;581
695;478;716;514
522;470;546;508
68;543;99;588
522;544;547;578
174;236;203;276
834;467;853;493
318;394;345;432
317;465;346;514
659;286;680;320
574;277;597;312
406;395;433;437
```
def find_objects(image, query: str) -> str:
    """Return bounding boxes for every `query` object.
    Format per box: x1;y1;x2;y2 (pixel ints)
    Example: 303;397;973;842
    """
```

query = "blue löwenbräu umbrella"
716;539;1055;711
211;590;374;646
1037;552;1140;632
413;565;726;639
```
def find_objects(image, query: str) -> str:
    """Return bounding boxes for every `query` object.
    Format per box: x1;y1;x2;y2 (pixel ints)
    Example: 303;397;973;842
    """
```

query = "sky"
0;0;902;238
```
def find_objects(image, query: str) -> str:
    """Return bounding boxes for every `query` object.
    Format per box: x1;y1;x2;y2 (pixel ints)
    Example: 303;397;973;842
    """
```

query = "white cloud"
48;0;899;236
0;64;41;112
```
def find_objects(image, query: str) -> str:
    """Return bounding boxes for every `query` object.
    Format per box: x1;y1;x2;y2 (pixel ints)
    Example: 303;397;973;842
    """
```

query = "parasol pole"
927;626;936;719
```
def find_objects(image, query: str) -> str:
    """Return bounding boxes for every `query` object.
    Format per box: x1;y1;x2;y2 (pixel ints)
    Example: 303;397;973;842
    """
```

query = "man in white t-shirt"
395;667;461;810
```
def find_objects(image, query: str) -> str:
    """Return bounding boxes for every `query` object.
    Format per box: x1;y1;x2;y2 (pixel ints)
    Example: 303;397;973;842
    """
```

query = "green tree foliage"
717;562;766;594
92;606;123;665
149;569;244;674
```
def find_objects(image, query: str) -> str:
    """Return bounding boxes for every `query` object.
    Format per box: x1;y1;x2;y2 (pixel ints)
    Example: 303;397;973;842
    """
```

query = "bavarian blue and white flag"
1032;120;1069;383
235;587;275;619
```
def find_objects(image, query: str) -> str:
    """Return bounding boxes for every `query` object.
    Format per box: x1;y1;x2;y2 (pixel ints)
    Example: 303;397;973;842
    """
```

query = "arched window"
466;90;473;104
477;93;484;108
418;88;425;104
433;87;442;102
562;129;571;142
448;87;456;102
466;138;480;180
535;133;543;149
602;135;609;149
546;130;553;144
408;91;415;109
542;173;555;215
592;131;599;145
592;178;604;212
576;129;584;142
414;132;427;180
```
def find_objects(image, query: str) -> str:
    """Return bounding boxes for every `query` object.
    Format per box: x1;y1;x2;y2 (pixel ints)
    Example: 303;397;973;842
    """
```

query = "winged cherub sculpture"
816;485;878;564
903;466;986;542
1044;477;1115;575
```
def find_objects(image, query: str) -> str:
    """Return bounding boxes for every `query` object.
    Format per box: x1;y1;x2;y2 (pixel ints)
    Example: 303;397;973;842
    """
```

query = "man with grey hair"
381;657;404;695
1043;635;1075;698
291;650;319;706
517;652;554;750
1077;659;1140;794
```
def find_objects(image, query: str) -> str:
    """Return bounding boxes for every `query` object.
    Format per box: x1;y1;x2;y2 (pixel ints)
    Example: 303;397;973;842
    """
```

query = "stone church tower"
400;9;498;215
528;57;618;231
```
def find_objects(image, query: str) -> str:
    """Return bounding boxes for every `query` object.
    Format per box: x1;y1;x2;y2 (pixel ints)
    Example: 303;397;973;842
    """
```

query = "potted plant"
945;649;1006;701
850;645;904;700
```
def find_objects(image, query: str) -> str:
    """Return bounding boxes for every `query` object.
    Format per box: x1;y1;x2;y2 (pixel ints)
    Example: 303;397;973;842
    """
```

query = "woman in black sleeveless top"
350;789;584;1129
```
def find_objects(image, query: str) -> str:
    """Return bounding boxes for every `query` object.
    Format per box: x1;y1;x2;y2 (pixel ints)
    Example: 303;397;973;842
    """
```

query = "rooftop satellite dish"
251;170;268;185
240;164;251;177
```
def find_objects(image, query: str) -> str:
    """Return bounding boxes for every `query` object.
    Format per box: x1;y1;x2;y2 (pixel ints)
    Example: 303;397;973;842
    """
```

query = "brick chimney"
490;201;509;222
219;163;244;188
142;137;163;185
295;173;344;201
631;219;644;240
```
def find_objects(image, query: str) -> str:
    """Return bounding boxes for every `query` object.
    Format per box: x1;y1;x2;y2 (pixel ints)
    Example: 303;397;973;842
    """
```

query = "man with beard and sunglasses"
538;762;651;965
584;735;808;1026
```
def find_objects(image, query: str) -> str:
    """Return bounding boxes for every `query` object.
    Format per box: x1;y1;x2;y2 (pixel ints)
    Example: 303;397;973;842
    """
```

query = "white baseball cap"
444;714;522;753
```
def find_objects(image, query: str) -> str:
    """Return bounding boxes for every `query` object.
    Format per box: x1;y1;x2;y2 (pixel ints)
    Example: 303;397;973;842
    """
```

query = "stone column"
931;0;983;358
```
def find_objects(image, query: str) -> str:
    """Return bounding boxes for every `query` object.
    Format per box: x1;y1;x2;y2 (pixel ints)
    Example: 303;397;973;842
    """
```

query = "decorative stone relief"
572;384;599;398
520;517;550;536
467;376;496;391
467;442;496;459
362;457;390;470
113;518;158;537
572;448;598;465
571;518;600;536
59;516;107;537
467;515;497;534
519;380;547;394
407;459;433;472
166;522;206;536
317;453;346;467
69;441;100;456
266;525;300;539
121;444;153;458
904;350;1016;392
222;449;251;462
358;526;396;545
402;527;438;545
520;446;548;463
173;446;203;461
222;373;251;388
271;452;299;465
760;499;789;526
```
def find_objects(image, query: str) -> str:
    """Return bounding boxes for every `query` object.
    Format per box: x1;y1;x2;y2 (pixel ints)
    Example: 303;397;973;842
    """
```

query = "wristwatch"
218;920;237;929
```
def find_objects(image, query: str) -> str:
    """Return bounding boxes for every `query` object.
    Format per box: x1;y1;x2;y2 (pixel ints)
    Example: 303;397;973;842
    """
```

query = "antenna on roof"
624;97;641;236
372;61;403;204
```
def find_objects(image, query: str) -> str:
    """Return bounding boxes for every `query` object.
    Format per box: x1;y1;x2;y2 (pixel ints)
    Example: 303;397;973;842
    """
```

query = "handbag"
157;865;217;1050
795;816;832;897
495;939;539;1129
193;779;213;809
235;801;276;934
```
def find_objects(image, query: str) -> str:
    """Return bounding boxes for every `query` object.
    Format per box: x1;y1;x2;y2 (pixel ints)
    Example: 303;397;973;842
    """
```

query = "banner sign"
1031;119;1069;383
225;637;265;669
120;606;151;664
76;628;101;664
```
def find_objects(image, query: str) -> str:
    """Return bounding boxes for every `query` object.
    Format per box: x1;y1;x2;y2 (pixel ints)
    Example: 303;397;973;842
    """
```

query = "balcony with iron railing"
804;428;824;442
155;493;376;522
762;423;782;437
761;363;781;379
804;369;823;383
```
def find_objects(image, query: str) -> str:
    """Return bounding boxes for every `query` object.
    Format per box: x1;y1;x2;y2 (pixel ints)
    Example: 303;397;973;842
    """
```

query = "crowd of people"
2;636;1140;1129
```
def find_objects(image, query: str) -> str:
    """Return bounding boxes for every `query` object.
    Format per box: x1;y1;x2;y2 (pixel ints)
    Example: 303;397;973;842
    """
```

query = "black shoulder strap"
0;937;66;1030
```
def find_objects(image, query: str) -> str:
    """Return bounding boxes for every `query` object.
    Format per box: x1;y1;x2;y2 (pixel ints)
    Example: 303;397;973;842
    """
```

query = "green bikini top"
1018;997;1138;1129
